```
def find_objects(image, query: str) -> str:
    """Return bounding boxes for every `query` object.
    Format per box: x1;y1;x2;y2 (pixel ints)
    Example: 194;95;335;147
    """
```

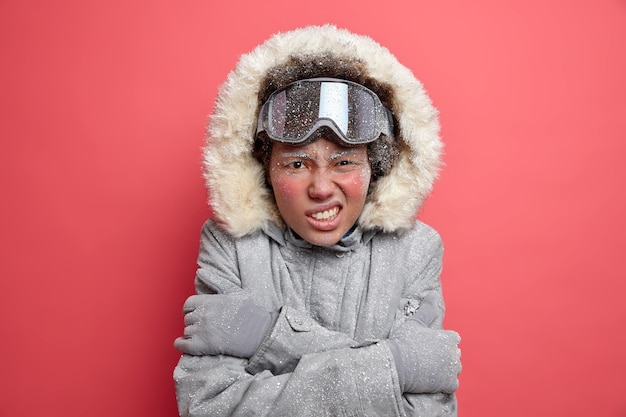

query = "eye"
337;159;355;166
282;159;307;170
288;160;304;169
334;159;362;172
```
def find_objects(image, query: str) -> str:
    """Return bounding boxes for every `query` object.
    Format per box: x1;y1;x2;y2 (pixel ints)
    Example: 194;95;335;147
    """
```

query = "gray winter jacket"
175;220;456;416
175;25;459;416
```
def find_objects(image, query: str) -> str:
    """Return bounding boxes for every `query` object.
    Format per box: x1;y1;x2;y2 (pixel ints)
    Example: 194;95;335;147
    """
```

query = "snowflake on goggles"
256;78;395;146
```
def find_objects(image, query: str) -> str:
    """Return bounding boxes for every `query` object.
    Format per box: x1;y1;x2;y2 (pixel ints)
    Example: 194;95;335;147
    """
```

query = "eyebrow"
277;149;363;162
277;151;312;159
327;150;360;162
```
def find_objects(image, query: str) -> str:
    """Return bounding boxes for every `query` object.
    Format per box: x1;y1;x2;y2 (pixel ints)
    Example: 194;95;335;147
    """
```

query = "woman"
174;25;461;416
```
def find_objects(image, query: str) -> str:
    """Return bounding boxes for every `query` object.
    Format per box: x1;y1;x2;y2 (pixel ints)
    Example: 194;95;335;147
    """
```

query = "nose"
308;169;335;200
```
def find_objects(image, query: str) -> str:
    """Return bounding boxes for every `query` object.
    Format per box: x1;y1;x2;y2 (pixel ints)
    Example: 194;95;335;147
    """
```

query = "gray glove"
174;293;277;358
387;319;461;394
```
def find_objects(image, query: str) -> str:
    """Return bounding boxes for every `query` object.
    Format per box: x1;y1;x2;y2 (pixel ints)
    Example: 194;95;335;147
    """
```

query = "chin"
302;231;343;247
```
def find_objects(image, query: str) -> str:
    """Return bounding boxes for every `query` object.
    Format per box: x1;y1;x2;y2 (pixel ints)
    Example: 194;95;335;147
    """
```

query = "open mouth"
310;207;340;221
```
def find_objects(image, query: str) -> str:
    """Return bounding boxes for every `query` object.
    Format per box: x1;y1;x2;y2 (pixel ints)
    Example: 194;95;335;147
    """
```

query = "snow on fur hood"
203;25;442;238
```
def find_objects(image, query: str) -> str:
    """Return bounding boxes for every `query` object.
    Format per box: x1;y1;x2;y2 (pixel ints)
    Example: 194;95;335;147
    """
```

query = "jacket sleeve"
175;341;405;417
245;306;357;375
391;225;459;416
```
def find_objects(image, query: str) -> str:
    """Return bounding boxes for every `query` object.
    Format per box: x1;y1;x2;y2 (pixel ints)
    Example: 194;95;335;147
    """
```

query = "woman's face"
268;137;371;246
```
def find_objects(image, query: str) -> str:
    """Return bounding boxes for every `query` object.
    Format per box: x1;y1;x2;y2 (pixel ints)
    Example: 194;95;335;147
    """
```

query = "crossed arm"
173;222;461;416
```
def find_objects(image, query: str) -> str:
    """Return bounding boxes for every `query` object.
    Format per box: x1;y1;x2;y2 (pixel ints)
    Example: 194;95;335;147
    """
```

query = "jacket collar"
266;222;376;253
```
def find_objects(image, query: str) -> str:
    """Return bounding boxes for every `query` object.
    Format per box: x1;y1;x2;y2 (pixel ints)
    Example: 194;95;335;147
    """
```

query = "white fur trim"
203;25;442;237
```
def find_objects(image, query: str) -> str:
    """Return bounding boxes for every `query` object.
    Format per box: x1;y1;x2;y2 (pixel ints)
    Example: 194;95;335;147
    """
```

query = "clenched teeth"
311;207;339;220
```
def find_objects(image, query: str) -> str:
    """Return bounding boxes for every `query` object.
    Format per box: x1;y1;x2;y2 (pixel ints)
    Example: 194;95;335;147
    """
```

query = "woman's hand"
174;293;276;358
387;320;462;394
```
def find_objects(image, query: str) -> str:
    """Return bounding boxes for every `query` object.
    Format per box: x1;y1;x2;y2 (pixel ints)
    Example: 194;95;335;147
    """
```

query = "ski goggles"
256;78;394;145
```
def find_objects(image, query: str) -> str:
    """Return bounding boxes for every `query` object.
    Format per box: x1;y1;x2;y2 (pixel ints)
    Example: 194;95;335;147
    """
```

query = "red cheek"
273;177;300;201
340;172;370;196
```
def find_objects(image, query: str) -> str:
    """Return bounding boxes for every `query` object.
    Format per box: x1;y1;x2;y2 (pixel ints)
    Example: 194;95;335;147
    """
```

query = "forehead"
271;138;368;159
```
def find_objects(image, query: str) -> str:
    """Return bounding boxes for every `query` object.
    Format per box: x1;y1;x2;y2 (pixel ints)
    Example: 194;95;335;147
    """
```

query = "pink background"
2;1;625;416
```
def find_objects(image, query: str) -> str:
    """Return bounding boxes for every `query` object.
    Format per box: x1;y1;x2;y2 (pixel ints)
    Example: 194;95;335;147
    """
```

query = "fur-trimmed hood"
203;25;442;238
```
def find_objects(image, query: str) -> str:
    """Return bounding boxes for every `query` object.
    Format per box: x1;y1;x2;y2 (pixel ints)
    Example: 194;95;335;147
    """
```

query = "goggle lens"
257;78;393;145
